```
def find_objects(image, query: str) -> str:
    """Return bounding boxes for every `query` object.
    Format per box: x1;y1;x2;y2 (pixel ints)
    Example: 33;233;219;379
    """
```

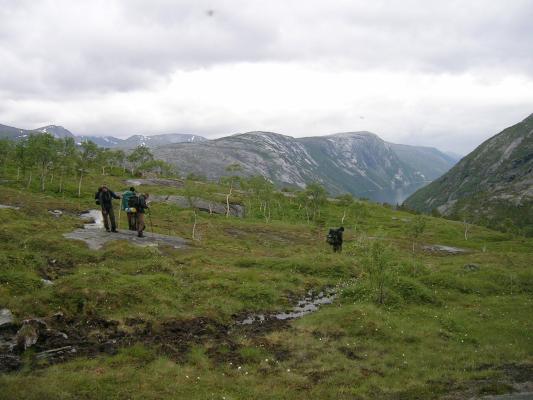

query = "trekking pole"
118;206;121;230
147;209;154;237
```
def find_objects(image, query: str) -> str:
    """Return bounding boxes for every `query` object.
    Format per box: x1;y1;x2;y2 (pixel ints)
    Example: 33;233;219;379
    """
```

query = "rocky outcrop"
154;131;456;204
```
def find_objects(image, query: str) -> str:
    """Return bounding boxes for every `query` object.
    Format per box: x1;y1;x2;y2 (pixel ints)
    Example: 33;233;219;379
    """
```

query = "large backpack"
326;229;337;245
128;194;140;208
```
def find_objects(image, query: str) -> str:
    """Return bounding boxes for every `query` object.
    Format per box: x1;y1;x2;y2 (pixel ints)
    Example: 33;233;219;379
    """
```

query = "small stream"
238;289;337;325
80;210;104;229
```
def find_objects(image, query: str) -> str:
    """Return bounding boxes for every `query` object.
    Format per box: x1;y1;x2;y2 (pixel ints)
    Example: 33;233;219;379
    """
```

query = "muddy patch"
63;210;188;250
0;290;336;372
437;363;533;400
0;313;282;372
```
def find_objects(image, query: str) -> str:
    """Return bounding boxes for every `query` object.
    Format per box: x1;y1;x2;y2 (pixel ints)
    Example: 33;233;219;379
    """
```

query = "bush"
392;276;440;305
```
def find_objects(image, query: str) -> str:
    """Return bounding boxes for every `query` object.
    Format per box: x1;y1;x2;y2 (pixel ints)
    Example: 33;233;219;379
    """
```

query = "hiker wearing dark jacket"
327;227;344;253
95;185;121;232
136;193;149;238
121;187;137;231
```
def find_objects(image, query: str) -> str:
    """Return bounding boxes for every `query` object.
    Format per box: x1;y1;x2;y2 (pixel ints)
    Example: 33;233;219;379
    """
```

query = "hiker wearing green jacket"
121;187;137;231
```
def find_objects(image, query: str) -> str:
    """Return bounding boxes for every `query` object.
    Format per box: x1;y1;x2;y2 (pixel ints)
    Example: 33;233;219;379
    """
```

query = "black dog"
327;227;344;253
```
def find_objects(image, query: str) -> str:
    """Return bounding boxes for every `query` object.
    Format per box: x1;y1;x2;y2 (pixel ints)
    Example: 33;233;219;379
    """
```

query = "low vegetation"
0;138;532;399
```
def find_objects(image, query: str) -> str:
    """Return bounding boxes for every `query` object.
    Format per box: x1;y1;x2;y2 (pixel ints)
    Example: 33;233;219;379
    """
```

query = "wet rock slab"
63;210;188;250
64;228;188;250
422;244;469;255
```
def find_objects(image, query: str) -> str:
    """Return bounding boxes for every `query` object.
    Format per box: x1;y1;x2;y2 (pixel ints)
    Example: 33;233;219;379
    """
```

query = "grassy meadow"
0;168;532;399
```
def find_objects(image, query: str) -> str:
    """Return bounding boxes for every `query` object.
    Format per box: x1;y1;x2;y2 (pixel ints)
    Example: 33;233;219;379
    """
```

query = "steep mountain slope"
0;124;35;140
404;113;533;235
154;131;456;203
388;143;458;181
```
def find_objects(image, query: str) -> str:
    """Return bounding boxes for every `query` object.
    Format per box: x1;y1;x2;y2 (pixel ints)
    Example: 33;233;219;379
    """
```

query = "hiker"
94;185;121;233
136;193;150;238
327;226;344;253
121;186;137;231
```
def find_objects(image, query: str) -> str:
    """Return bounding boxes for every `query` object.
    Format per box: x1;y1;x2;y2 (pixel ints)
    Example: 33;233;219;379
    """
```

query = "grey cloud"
1;0;533;97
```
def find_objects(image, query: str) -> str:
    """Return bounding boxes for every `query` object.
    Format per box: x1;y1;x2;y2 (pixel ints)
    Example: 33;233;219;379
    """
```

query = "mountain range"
0;124;206;148
0;122;458;203
404;113;533;235
154;131;457;203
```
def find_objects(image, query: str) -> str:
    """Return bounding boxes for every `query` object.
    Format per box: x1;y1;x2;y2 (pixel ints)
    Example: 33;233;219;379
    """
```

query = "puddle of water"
239;290;337;325
80;210;104;229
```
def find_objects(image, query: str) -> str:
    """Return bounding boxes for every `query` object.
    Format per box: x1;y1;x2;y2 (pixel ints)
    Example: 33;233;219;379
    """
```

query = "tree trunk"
59;174;63;193
192;210;197;240
16;167;20;181
341;209;347;224
225;185;233;218
78;172;83;197
26;171;32;188
41;171;46;191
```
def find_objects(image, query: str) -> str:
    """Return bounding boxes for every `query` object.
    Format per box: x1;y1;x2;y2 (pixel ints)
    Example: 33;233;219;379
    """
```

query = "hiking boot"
137;232;144;238
111;229;118;233
106;229;111;232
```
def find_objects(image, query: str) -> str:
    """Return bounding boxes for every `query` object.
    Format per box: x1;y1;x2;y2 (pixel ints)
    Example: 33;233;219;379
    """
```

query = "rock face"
154;131;456;204
404;113;533;235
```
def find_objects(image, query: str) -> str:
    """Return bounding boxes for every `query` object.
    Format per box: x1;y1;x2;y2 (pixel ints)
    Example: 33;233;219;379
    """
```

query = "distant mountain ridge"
0;124;206;148
1;122;457;203
404;113;533;235
154;130;457;203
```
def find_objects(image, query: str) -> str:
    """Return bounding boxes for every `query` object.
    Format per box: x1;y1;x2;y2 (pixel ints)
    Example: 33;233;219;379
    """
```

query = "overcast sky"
1;0;532;153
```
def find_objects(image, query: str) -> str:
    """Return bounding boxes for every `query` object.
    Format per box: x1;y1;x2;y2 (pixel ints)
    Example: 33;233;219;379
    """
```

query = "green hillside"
0;137;532;399
404;114;533;236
